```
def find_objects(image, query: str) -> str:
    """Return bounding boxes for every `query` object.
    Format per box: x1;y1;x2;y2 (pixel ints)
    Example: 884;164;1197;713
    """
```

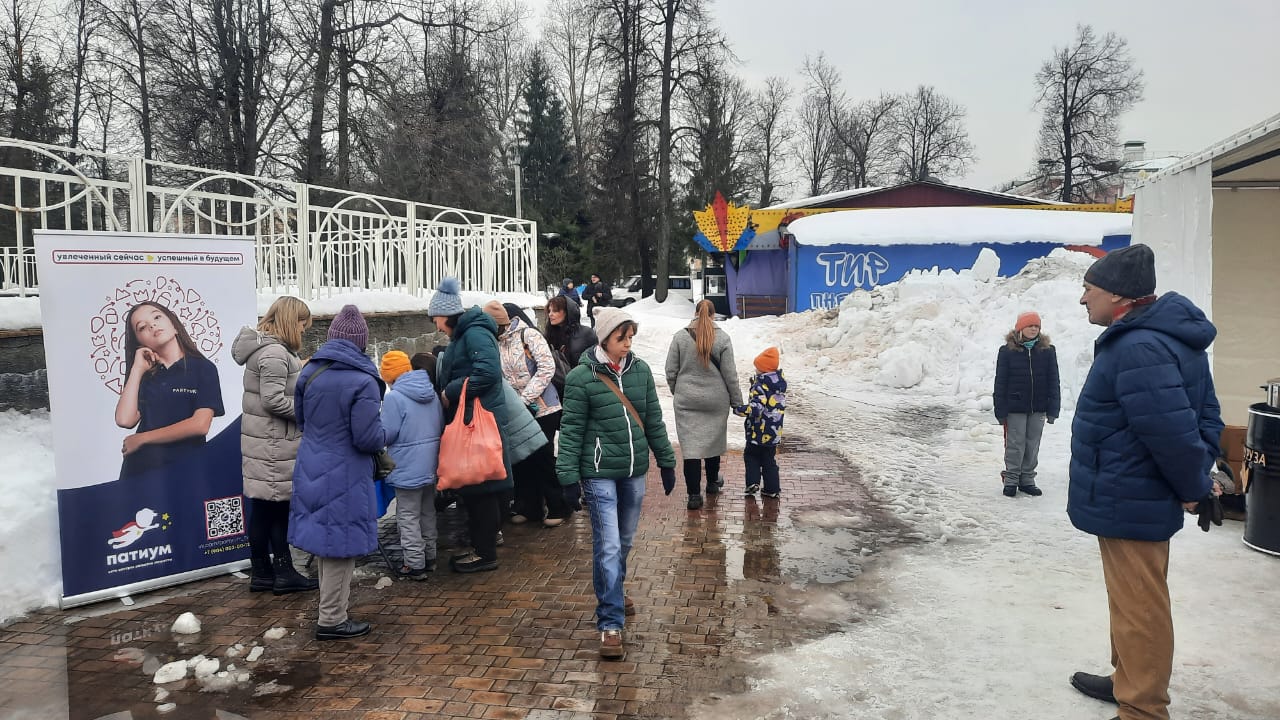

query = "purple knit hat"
327;304;368;350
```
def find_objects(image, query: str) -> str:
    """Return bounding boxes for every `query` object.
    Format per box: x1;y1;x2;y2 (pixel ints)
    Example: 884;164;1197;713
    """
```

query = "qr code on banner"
204;496;245;540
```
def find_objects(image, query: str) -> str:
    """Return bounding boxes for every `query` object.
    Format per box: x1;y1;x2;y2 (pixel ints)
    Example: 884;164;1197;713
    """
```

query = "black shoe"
1002;485;1018;497
249;557;274;593
398;565;429;581
745;483;760;496
272;556;319;595
687;494;704;510
1018;485;1043;497
450;553;498;573
706;475;724;495
1070;671;1117;704
315;619;371;641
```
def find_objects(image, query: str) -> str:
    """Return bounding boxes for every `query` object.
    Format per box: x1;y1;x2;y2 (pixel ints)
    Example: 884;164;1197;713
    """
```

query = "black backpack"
520;327;571;397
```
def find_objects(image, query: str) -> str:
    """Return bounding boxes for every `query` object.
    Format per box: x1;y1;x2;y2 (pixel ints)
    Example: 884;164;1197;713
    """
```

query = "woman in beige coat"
231;296;318;595
665;299;741;510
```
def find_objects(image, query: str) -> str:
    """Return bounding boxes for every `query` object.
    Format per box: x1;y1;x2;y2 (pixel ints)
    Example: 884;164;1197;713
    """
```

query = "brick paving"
0;439;892;720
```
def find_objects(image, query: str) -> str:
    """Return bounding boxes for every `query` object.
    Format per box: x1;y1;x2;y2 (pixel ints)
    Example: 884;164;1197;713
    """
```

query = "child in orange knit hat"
733;347;787;498
379;350;444;578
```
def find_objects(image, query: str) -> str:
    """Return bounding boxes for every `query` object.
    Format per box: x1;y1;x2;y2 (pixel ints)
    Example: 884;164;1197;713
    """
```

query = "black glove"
562;482;582;511
660;466;676;495
1196;493;1223;532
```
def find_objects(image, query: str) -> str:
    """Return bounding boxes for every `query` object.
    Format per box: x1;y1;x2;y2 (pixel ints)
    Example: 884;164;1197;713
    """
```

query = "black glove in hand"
660;466;676;495
562;482;582;511
1196;493;1224;532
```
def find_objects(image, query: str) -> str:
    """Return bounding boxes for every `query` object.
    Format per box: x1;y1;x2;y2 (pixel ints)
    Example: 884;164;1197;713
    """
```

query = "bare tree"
802;55;897;189
1034;24;1144;202
892;85;973;182
543;0;606;181
650;0;722;301
793;91;835;197
742;75;792;206
64;0;96;150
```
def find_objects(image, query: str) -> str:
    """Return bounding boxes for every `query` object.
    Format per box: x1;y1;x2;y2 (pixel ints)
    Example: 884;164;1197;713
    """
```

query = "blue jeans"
582;475;646;631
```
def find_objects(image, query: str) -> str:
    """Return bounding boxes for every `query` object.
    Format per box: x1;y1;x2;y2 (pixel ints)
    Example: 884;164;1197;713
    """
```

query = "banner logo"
107;508;169;549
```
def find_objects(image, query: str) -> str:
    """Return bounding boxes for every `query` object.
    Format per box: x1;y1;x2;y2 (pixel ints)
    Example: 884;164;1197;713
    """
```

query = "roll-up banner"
34;231;255;608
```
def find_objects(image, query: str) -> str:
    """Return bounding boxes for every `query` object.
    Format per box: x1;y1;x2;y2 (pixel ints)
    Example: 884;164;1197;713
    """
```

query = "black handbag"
373;448;396;480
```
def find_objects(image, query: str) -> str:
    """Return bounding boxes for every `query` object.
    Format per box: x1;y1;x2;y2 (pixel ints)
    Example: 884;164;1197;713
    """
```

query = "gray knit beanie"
428;277;465;317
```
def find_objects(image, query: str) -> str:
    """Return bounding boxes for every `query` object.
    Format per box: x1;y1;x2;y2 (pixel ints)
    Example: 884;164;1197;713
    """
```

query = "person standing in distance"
584;273;611;326
1068;243;1223;720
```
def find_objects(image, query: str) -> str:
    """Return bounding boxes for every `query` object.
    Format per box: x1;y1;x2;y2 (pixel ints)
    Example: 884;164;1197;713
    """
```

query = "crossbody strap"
303;360;334;392
593;370;644;437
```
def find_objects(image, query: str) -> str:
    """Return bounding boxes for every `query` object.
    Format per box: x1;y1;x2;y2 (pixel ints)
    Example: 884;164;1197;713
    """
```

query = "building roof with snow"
763;180;1067;211
786;206;1132;248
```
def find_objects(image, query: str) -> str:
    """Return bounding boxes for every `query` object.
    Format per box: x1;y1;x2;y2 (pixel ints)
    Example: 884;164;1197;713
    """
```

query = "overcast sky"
526;0;1280;198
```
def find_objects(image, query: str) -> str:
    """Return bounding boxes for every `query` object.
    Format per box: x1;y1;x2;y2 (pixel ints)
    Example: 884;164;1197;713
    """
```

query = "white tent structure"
1134;112;1280;423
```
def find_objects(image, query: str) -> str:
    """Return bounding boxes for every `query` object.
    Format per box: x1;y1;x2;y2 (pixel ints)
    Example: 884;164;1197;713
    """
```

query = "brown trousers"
1098;537;1173;720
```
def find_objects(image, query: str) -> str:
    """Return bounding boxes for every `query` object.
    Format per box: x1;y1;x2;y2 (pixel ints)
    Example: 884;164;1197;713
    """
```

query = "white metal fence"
0;138;537;298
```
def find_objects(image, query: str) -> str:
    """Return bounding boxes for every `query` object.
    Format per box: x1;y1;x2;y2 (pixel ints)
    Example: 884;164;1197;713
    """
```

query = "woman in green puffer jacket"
556;306;677;661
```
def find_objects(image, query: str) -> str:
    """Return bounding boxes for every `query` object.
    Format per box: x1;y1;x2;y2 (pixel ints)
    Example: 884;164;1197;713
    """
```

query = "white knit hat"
593;306;635;347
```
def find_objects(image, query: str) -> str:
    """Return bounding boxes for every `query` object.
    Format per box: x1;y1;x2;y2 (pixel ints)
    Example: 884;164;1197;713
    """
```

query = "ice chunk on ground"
374;576;393;589
262;627;287;641
171;612;201;634
157;703;176;714
153;661;187;684
154;688;169;702
225;643;243;657
185;654;207;668
245;646;264;662
192;657;220;678
254;680;292;697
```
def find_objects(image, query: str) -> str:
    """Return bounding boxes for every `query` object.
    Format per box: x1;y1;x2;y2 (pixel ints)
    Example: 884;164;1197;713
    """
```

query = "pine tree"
518;53;577;226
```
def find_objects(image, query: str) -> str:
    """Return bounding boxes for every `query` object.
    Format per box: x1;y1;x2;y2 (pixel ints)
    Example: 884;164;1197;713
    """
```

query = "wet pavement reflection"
0;439;918;720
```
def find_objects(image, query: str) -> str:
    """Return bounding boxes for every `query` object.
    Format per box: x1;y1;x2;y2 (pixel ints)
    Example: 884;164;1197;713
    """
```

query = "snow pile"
807;248;1098;412
0;410;61;623
262;627;288;641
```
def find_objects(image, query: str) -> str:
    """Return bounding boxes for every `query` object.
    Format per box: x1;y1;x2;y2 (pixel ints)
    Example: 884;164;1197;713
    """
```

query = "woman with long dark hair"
545;294;597;367
664;299;741;510
115;301;224;479
232;296;318;595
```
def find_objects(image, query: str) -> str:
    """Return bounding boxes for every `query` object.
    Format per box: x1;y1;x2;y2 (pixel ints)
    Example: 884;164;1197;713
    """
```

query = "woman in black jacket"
993;311;1060;498
545;295;598;366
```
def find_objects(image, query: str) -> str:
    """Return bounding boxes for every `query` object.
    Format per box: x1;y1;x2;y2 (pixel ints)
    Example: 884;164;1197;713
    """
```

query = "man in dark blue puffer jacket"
1067;243;1223;720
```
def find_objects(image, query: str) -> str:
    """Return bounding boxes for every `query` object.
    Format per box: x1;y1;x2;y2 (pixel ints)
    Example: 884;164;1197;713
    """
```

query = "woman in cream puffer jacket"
231;296;317;595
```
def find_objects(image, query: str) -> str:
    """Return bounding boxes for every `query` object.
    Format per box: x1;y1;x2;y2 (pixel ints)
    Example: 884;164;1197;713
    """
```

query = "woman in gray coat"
231;296;318;595
665;299;742;510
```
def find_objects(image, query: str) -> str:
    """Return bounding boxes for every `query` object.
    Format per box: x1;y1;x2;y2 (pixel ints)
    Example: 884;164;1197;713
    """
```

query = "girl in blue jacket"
993;311;1060;497
379;351;444;580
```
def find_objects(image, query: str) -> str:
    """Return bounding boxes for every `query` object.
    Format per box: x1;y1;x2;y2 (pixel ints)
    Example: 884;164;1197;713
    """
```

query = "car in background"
611;275;696;306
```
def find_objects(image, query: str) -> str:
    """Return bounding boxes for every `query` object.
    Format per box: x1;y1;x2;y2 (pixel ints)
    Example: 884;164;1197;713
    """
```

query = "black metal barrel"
1244;402;1280;555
